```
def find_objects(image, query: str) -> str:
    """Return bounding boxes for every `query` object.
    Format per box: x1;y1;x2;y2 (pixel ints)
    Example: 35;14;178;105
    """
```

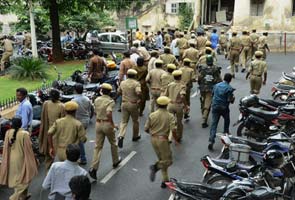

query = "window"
250;0;265;16
98;34;110;42
171;3;179;14
111;35;124;43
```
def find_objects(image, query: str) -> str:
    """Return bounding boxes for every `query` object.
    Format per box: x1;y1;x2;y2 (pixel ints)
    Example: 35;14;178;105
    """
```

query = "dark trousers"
209;105;230;144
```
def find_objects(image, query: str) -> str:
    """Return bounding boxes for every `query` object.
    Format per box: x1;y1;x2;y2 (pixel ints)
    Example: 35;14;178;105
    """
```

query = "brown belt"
96;119;110;123
122;100;138;104
152;135;168;140
252;74;262;77
231;47;240;50
151;87;161;90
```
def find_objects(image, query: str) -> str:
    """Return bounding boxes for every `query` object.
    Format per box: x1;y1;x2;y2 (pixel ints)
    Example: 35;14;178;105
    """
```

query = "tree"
179;3;194;31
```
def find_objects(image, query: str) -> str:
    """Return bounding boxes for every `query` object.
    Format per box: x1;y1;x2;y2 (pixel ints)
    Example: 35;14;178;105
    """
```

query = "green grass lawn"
0;61;84;102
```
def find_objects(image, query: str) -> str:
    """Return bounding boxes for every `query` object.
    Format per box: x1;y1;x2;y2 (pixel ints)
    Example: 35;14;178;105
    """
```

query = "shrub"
9;57;49;80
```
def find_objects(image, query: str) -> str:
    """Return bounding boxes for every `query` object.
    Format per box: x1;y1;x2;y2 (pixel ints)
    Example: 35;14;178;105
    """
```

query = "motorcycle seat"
229;136;267;152
276;84;295;91
31;120;41;129
248;107;279;120
85;83;99;91
261;99;288;107
177;182;227;197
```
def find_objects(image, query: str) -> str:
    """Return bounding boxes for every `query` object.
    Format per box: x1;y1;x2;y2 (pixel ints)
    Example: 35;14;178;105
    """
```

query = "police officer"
145;96;177;188
219;30;228;58
249;29;259;58
118;69;142;148
180;58;196;119
258;32;270;60
182;42;199;66
48;101;87;161
198;55;221;128
89;83;121;180
196;31;207;51
176;32;188;60
240;30;251;72
197;47;215;66
164;70;187;141
159;47;178;70
228;31;242;78
160;63;176;94
0;35;13;71
146;59;166;112
164;30;172;46
204;27;211;41
188;33;197;47
246;51;267;94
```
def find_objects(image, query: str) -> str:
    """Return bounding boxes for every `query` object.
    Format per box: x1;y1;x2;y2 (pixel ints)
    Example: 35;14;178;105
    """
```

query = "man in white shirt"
130;47;140;64
170;37;180;60
42;144;88;200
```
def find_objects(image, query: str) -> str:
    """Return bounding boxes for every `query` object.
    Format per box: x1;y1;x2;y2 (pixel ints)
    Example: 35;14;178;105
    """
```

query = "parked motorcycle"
234;95;295;140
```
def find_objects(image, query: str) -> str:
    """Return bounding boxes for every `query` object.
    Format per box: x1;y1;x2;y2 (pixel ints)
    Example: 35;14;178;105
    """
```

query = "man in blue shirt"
155;31;163;49
209;73;235;150
210;29;219;50
15;87;33;130
72;83;92;165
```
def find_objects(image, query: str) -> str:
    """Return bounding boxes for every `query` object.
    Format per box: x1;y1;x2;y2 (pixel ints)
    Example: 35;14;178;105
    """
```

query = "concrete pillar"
233;0;250;26
194;0;202;27
218;0;221;11
201;0;205;24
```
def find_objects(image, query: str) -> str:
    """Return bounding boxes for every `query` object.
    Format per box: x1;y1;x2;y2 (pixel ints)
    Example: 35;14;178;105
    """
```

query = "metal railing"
0;81;53;111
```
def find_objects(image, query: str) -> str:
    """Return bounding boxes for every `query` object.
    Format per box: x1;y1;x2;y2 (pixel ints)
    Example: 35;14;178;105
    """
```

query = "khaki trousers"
91;122;119;170
250;75;262;94
150;89;161;113
168;103;183;140
1;51;12;71
230;50;240;75
151;136;172;181
9;183;29;200
240;47;251;69
119;102;139;138
200;92;212;124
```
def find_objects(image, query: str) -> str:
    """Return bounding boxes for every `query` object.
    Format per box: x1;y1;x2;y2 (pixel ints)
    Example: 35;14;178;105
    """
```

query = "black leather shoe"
184;113;190;120
202;123;208;128
88;168;97;180
132;135;141;142
118;137;124;148
161;182;167;188
208;143;214;151
149;164;158;182
241;68;246;73
78;160;87;165
113;157;122;168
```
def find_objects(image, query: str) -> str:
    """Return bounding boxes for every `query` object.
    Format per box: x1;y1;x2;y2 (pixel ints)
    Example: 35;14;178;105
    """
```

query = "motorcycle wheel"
274;92;289;102
206;175;232;187
172;194;191;200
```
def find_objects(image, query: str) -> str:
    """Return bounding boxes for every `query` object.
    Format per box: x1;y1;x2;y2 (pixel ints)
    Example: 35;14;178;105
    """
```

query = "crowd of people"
0;26;270;199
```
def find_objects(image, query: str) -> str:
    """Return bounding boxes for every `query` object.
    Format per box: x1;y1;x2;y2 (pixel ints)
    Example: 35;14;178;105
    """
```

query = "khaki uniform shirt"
180;66;196;86
188;39;197;46
249;59;267;76
183;47;199;63
146;68;166;89
258;36;267;49
46;101;66;127
206;32;211;41
24;33;31;44
164;33;171;45
240;35;251;47
219;34;228;46
89;55;106;79
48;115;87;148
250;33;259;47
165;80;186;103
160;72;174;92
196;36;207;51
119;78;141;103
176;38;188;49
94;95;115;120
144;108;176;136
3;39;13;52
159;53;177;68
138;47;151;61
119;58;136;81
229;36;242;51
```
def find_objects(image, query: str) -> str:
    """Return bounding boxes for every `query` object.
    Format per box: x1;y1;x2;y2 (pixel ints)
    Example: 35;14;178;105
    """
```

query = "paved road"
0;52;293;200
